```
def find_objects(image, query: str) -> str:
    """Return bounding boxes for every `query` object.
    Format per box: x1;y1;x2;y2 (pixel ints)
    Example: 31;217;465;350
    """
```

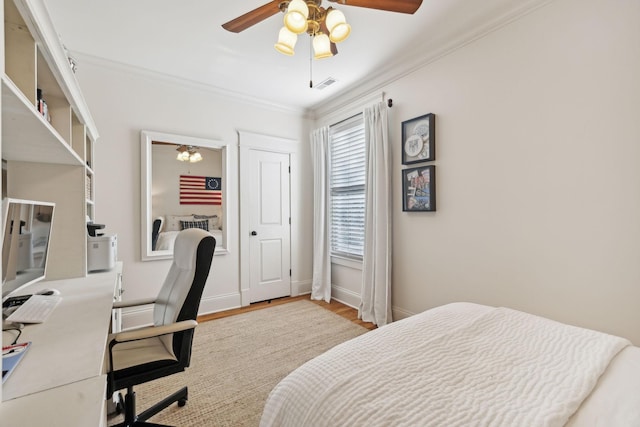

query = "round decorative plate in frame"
412;120;431;142
401;113;435;165
404;134;423;157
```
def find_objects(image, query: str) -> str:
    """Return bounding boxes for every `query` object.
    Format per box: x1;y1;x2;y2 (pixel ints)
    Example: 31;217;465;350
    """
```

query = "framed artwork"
402;165;436;212
401;113;435;165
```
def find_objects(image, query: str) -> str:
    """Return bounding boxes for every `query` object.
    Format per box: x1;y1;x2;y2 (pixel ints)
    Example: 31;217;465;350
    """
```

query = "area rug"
108;299;369;426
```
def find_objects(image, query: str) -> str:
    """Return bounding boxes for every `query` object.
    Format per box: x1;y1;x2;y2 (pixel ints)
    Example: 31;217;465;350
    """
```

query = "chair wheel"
178;398;187;407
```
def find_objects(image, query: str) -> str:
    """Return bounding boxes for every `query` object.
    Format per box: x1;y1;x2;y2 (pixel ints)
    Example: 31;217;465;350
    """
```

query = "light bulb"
313;33;332;59
326;9;351;43
190;152;203;163
274;26;297;56
284;0;309;34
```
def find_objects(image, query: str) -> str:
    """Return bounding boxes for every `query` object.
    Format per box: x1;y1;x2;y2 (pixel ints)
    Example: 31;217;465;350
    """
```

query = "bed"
260;302;640;426
152;214;223;251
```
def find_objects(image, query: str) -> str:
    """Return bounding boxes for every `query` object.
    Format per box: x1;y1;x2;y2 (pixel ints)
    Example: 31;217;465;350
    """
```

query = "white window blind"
330;114;365;259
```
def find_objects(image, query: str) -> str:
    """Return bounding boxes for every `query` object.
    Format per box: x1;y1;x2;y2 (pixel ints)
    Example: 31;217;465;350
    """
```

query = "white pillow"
165;214;196;231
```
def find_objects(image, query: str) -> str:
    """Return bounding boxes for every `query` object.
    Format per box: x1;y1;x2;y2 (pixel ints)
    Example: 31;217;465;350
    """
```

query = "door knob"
251;231;257;236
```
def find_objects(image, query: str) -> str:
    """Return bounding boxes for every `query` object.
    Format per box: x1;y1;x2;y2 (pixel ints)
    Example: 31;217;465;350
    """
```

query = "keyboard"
6;295;62;324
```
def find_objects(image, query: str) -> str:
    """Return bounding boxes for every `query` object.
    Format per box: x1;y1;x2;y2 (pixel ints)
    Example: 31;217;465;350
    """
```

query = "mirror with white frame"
141;130;229;261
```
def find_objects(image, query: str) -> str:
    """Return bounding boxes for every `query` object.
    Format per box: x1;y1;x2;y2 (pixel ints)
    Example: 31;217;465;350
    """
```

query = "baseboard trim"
119;286;413;330
331;285;361;309
121;292;243;330
199;293;242;315
292;279;311;296
392;305;416;321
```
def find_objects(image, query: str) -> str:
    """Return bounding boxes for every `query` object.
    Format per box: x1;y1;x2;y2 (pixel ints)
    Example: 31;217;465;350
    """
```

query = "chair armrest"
113;297;156;309
111;320;198;344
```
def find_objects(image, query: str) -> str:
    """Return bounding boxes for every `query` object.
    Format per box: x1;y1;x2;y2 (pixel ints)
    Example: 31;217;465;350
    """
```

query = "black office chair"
151;217;163;251
107;228;216;427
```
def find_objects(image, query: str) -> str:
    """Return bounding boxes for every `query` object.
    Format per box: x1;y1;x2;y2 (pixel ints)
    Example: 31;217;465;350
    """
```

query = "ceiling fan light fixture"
189;151;203;163
326;9;351;43
275;26;297;55
313;32;333;59
176;145;203;162
284;0;309;34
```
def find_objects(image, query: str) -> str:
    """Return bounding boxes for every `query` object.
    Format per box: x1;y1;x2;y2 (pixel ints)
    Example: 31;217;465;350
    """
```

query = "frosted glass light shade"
189;152;203;162
313;33;332;59
326;9;351;43
274;27;297;55
284;0;309;34
177;151;190;161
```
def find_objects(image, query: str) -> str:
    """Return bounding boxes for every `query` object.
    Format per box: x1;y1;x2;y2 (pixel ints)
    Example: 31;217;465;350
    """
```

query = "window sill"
331;255;363;271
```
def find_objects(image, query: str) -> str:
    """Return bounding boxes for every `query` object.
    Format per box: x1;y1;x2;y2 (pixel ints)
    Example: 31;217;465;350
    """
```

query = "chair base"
112;386;188;427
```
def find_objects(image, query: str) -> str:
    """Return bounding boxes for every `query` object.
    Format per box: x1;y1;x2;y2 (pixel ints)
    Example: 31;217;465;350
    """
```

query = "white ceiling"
44;0;549;112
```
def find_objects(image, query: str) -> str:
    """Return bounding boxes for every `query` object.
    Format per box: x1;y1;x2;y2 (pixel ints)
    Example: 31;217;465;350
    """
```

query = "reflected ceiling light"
274;1;350;59
176;145;203;163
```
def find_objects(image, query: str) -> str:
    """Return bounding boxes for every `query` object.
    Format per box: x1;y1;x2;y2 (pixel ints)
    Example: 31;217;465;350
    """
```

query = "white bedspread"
260;303;631;427
156;229;222;251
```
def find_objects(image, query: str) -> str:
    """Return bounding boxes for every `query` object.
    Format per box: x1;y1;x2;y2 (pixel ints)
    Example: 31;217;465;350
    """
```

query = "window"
330;114;365;259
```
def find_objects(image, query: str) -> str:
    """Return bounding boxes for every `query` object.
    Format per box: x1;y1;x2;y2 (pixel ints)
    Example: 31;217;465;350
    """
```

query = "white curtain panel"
359;102;393;326
310;126;332;302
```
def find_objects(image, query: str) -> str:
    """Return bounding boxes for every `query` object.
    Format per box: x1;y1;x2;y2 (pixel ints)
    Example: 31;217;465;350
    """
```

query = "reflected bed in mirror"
141;131;230;261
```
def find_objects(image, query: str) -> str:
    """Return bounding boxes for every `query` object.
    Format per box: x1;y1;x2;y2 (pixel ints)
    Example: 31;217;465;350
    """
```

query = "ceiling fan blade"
222;1;282;33
331;42;338;56
329;0;423;14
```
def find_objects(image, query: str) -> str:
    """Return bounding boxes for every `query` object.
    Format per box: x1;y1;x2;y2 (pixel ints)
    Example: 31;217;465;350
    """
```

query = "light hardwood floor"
198;295;377;331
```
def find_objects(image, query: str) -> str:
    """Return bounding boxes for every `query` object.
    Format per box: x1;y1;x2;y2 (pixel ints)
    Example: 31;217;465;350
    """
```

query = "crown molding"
310;0;554;118
72;51;309;118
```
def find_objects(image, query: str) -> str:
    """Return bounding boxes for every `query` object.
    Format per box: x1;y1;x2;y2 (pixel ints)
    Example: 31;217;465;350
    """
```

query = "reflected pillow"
165;215;195;231
180;220;209;231
193;214;218;229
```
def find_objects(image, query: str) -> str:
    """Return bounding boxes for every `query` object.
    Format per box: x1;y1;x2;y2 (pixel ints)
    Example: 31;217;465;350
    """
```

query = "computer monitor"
2;198;55;301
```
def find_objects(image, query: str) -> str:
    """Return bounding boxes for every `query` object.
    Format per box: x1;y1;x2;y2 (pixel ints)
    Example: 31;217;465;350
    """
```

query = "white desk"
1;376;107;427
1;264;121;426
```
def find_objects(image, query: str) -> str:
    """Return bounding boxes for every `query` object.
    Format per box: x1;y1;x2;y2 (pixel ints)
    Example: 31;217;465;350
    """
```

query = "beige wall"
73;59;313;327
71;0;640;343
322;0;640;343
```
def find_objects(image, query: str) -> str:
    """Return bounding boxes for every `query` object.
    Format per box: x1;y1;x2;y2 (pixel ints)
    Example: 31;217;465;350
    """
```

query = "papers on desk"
2;342;31;383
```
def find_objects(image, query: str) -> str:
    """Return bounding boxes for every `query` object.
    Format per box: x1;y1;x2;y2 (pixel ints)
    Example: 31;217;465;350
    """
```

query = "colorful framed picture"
401;113;435;165
402;165;436;212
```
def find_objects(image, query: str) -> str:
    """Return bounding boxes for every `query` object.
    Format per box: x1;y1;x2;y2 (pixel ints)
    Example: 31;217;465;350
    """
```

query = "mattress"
260;302;640;426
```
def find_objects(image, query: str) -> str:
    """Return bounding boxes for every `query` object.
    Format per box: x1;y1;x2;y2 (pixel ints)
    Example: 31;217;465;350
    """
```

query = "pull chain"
309;35;313;88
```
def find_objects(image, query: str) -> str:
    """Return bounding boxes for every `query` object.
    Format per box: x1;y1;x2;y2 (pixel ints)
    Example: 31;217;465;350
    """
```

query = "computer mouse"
37;288;60;296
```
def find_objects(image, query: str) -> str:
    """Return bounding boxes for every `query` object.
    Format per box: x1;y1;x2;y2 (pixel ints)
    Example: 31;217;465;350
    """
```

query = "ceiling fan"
222;0;423;59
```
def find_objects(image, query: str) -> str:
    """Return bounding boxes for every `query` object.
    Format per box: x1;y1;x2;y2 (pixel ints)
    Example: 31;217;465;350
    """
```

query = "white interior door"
248;150;291;303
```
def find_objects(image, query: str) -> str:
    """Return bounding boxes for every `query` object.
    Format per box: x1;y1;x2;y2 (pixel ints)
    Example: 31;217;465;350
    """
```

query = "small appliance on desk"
87;221;117;272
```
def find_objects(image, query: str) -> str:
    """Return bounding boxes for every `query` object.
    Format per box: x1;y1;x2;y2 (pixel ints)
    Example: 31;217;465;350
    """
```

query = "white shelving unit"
0;0;100;405
1;0;99;283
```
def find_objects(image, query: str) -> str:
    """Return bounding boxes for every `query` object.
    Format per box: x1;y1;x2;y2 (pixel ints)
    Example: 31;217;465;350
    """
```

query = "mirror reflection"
141;131;228;261
151;142;224;251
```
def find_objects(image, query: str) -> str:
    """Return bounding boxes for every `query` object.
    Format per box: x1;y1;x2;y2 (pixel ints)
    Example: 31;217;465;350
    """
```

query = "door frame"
238;131;299;307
